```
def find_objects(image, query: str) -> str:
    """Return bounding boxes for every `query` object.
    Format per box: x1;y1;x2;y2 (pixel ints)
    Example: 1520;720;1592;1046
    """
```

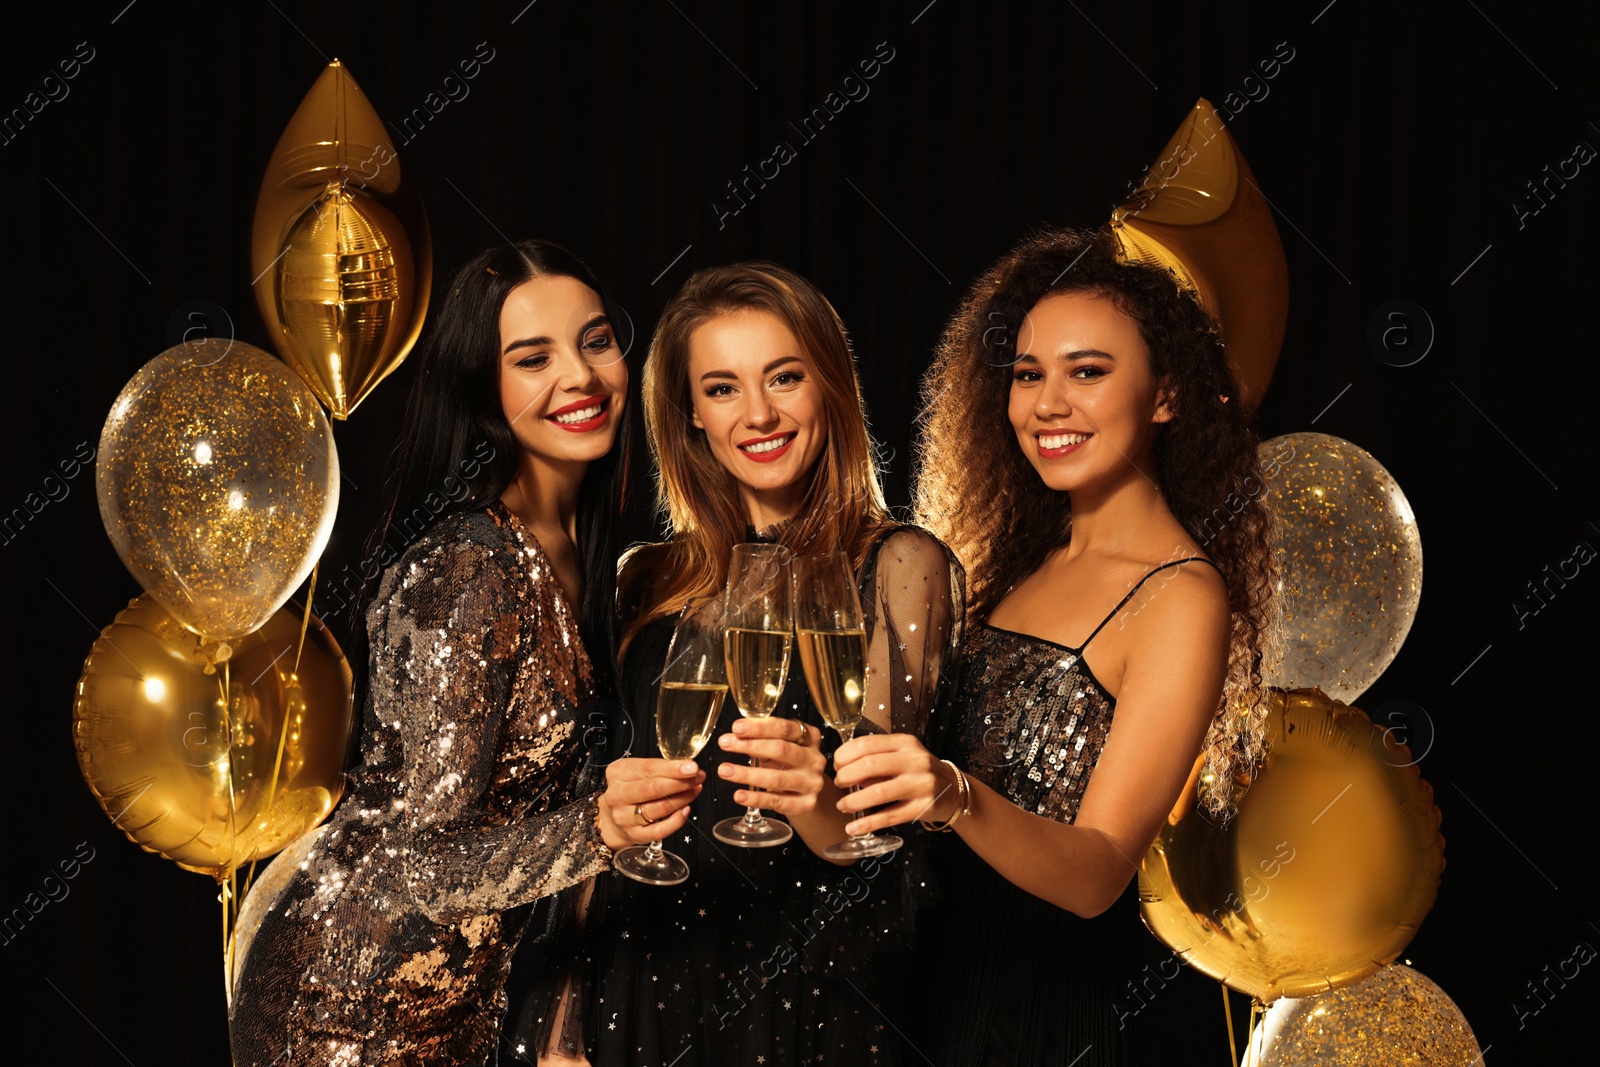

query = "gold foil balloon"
1110;98;1289;409
251;60;432;419
72;594;353;879
1261;433;1423;704
1242;964;1482;1065
96;339;340;646
1139;689;1444;1003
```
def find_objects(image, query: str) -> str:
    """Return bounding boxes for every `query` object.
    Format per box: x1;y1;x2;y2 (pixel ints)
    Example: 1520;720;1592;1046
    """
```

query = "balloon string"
1247;999;1264;1067
239;560;321;907
220;874;232;993
221;658;241;922
219;655;241;990
1222;983;1237;1067
293;560;319;672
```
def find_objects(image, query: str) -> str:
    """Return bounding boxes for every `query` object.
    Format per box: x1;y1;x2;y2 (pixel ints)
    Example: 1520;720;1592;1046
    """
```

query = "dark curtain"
2;1;1593;1061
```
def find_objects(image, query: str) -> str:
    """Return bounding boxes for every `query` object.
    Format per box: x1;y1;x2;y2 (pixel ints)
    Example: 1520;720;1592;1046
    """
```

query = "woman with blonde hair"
525;261;963;1066
832;228;1275;1065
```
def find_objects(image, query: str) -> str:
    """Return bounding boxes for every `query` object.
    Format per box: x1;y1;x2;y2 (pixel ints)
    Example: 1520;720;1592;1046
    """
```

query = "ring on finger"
635;803;657;827
792;720;807;745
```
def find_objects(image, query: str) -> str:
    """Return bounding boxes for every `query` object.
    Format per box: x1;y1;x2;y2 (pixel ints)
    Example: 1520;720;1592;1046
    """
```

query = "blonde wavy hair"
620;262;895;656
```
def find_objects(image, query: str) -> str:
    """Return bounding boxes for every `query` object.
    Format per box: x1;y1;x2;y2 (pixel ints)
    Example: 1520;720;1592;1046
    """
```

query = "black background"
2;1;1595;1062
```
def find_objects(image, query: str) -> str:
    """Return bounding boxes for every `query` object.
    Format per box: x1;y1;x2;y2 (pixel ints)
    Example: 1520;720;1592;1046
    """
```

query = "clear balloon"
1139;688;1444;1002
1242;964;1483;1065
1260;432;1422;704
250;60;431;419
72;594;354;878
96;339;340;646
1109;98;1289;410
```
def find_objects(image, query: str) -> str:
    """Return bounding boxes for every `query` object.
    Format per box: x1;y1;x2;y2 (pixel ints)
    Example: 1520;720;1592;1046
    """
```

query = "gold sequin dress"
228;500;613;1067
916;557;1216;1067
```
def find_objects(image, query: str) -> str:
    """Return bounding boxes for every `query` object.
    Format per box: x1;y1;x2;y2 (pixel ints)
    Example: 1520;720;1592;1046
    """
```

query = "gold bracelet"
919;760;972;832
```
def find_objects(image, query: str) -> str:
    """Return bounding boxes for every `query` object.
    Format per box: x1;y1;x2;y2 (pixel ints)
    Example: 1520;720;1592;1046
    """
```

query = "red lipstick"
547;395;610;433
737;430;796;463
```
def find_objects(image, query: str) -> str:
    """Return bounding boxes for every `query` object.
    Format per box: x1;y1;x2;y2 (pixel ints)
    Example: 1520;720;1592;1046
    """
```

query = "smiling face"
686;309;828;528
498;274;628;468
1007;291;1173;494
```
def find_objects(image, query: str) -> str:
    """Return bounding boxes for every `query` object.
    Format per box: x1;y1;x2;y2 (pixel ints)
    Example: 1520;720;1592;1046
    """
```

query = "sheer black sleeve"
858;526;966;739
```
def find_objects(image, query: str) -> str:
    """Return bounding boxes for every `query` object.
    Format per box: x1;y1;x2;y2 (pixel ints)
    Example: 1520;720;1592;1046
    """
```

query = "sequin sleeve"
859;526;966;738
381;532;612;924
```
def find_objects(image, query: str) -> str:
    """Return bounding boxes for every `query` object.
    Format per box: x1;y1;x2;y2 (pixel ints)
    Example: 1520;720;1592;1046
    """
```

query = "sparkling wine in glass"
792;551;902;860
613;597;728;886
714;544;795;847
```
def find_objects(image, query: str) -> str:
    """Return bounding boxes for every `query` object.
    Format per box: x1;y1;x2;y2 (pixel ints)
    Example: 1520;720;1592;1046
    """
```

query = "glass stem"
641;840;664;862
741;755;766;824
836;724;874;841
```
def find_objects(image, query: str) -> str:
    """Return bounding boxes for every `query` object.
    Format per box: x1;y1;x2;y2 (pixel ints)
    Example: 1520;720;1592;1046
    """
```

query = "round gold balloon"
1139;689;1444;1002
1243;964;1482;1065
96;339;340;645
1109;98;1289;409
72;594;353;878
1261;433;1423;704
251;60;432;419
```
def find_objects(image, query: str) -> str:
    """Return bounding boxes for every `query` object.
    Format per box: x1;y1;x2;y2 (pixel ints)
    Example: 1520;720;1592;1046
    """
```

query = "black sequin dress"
228;502;614;1067
519;526;963;1067
916;558;1216;1067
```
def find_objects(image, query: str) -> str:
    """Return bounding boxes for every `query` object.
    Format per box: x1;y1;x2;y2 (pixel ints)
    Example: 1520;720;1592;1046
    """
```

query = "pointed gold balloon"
1110;98;1288;410
251;61;431;419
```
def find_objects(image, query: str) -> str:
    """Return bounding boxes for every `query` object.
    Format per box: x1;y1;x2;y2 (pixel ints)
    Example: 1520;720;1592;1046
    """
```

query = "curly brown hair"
913;226;1276;815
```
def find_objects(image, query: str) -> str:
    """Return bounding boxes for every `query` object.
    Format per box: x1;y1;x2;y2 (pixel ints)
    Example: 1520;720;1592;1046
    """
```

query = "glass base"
822;831;902;861
712;813;794;847
613;844;690;886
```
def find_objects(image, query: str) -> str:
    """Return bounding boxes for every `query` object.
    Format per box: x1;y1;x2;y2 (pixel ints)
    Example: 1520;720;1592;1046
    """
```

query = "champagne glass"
791;551;902;860
613;597;728;886
714;544;795;847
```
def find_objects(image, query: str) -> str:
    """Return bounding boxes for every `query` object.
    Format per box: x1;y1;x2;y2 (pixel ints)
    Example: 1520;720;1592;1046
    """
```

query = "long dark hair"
914;226;1274;814
361;238;633;696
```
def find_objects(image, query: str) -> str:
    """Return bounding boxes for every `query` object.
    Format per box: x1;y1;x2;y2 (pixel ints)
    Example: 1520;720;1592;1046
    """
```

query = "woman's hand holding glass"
714;543;812;846
596;757;705;853
716;714;827;818
791;551;902;860
832;733;958;837
612;597;729;885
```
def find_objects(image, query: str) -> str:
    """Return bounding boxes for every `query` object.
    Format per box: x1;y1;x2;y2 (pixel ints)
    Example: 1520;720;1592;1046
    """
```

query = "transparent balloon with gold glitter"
1259;432;1422;704
96;338;340;646
1242;963;1482;1066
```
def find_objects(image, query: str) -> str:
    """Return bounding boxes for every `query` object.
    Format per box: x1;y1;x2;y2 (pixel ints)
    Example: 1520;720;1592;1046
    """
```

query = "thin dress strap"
1079;557;1217;652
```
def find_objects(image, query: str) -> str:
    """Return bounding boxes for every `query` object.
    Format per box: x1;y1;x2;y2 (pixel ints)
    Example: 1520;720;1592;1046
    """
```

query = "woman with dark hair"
832;227;1275;1065
530;261;962;1066
227;240;701;1067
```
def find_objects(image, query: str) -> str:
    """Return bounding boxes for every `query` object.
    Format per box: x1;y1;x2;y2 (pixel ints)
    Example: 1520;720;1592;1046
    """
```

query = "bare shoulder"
1121;555;1230;651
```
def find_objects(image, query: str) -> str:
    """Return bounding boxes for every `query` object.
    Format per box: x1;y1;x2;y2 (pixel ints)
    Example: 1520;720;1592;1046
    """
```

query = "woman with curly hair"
831;227;1274;1065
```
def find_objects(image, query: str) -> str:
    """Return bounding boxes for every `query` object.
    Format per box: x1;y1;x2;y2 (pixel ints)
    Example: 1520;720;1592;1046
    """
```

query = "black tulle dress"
915;558;1217;1067
511;526;963;1066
